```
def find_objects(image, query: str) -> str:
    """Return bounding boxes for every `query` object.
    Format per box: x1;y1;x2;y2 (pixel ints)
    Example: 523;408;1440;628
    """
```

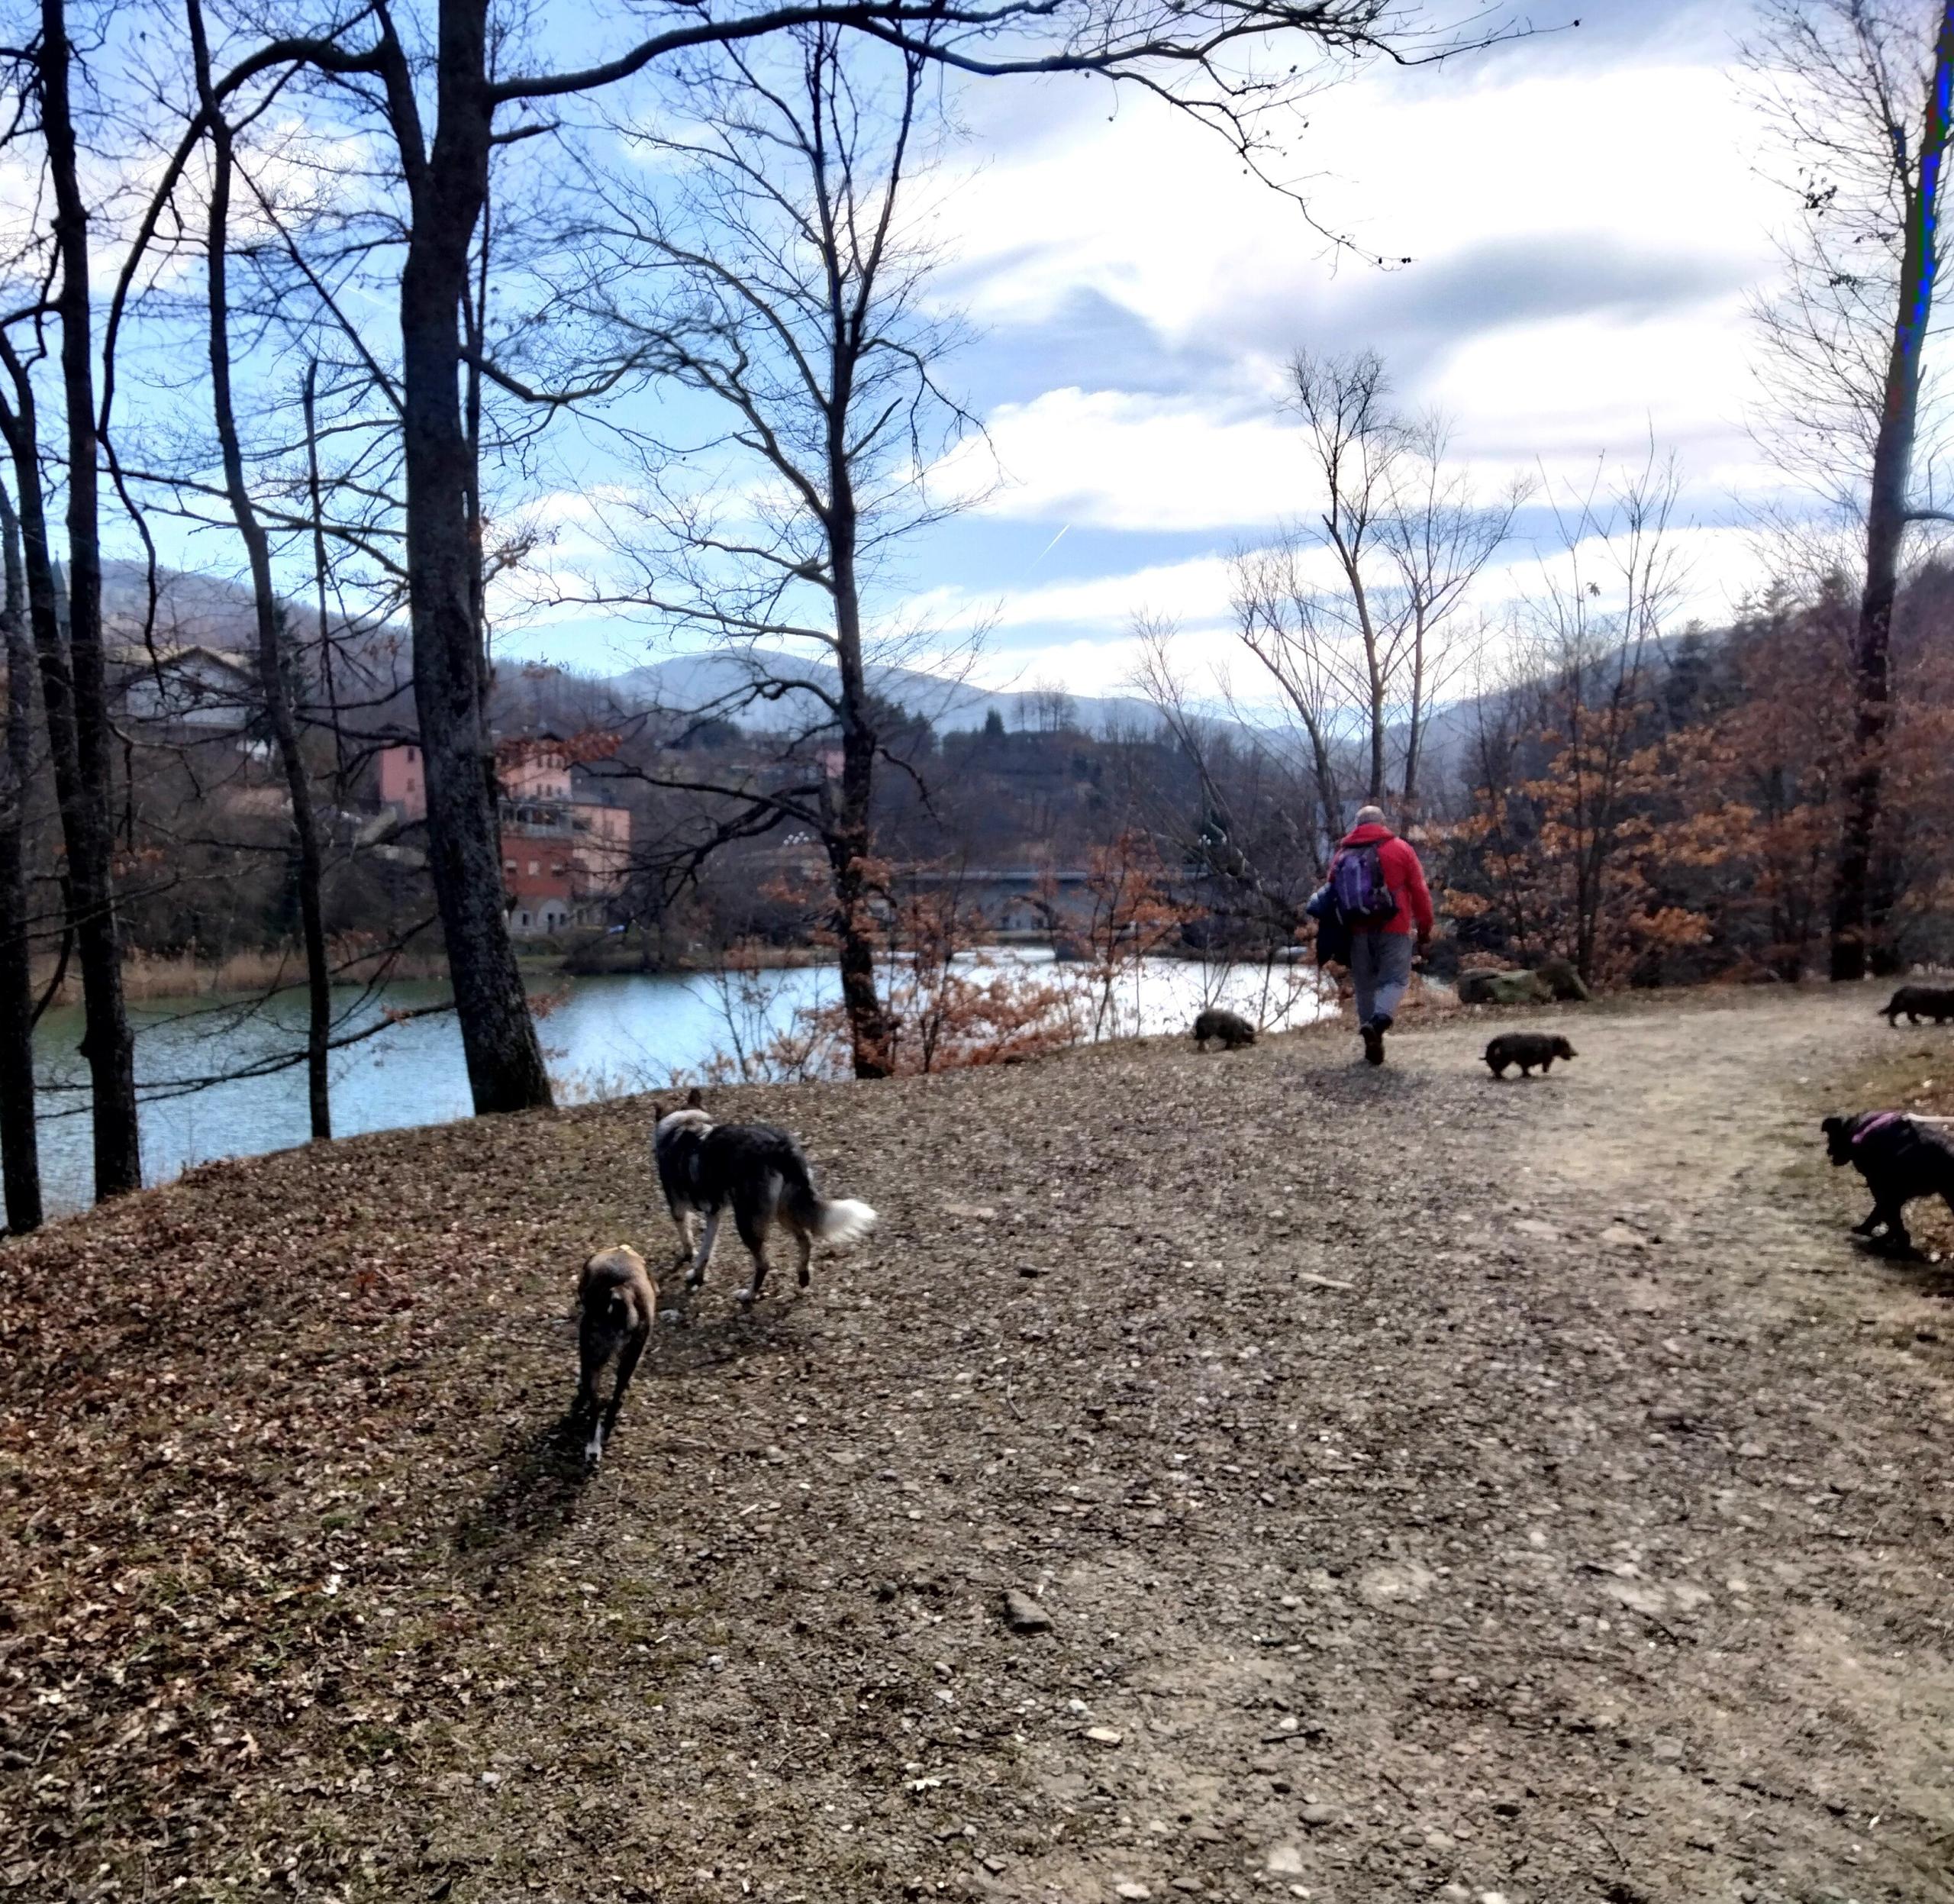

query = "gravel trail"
2;986;1950;1903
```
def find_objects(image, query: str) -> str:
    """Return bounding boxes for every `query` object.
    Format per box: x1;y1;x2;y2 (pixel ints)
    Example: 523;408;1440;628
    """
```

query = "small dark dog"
1881;984;1954;1026
1485;1032;1576;1079
1191;1007;1257;1050
653;1089;876;1305
1822;1111;1954;1255
572;1244;657;1465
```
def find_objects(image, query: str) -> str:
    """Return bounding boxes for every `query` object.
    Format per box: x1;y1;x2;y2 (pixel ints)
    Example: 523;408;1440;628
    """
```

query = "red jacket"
1333;823;1434;938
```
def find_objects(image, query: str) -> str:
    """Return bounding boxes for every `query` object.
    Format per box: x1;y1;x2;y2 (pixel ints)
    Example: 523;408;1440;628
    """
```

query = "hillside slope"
2;989;1950;1903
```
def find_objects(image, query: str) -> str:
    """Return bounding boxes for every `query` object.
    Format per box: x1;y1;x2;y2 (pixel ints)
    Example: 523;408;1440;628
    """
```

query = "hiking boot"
1362;1021;1385;1066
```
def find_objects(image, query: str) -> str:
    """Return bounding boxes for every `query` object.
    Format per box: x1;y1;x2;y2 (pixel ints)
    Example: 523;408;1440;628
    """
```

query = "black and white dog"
653;1089;877;1305
1822;1110;1954;1256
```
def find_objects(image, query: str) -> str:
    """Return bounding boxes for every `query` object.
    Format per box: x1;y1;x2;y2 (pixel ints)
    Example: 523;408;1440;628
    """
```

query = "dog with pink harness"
1822;1111;1954;1256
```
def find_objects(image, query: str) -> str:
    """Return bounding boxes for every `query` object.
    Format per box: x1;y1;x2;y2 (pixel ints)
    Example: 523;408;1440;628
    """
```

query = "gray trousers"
1349;930;1415;1028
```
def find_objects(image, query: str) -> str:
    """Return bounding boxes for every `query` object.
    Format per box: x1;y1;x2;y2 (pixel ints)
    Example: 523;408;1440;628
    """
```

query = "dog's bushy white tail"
817;1197;877;1245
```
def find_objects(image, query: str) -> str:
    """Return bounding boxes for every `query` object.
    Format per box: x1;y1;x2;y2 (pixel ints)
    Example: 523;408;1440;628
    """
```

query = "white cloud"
911;43;1799;559
934;57;1778;375
943;390;1303;531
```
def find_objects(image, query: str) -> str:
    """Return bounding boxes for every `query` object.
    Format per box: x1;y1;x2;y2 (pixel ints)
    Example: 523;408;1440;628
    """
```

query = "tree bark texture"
1830;2;1954;981
40;0;140;1196
0;479;42;1234
393;0;551;1113
193;10;334;1139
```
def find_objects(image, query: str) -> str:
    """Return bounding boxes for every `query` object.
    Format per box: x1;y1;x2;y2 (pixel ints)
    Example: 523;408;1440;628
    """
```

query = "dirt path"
4;988;1952;1904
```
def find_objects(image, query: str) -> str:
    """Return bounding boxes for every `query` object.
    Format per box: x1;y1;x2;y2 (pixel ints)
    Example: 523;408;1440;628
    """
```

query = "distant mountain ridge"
605;649;1166;738
98;560;1166;738
98;557;1647;787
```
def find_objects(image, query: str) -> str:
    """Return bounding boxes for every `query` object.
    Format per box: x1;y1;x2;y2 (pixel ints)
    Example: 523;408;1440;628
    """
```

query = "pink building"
501;750;572;802
372;738;632;935
376;743;428;821
497;740;632;936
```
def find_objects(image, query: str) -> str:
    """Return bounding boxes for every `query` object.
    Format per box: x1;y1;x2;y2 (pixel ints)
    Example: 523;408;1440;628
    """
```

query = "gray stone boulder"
1456;969;1549;1007
1533;957;1591;1002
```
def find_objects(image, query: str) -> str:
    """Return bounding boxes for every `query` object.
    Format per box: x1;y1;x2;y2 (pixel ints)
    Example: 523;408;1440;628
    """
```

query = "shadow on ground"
451;1414;595;1573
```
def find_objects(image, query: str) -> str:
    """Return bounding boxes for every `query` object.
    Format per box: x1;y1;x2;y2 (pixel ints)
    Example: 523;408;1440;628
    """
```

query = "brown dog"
573;1244;657;1465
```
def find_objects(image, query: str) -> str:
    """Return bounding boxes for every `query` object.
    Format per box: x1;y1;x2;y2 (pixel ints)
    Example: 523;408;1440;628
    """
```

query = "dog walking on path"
653;1090;877;1306
572;1245;657;1466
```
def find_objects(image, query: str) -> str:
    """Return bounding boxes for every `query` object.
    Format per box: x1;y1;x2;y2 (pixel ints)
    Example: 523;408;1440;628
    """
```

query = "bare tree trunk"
0;478;41;1234
1401;611;1430;810
826;488;893;1079
1367;673;1386;803
40;0;140;1197
303;361;347;792
1829;2;1954;981
192;8;334;1138
395;1;550;1114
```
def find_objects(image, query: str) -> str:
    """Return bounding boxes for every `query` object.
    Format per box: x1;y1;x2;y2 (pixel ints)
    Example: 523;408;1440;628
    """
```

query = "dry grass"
30;944;459;1006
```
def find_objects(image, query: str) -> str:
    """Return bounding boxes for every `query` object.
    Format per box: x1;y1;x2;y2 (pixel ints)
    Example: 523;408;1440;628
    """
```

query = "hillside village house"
373;740;632;935
115;642;260;734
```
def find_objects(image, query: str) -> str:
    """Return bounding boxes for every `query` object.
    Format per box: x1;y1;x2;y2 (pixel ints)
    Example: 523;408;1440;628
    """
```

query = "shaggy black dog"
1822;1111;1954;1255
1881;985;1954;1026
1485;1032;1576;1079
1191;1007;1257;1050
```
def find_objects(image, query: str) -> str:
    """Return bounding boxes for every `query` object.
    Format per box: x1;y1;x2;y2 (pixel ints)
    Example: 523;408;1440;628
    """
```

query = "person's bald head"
1355;804;1388;827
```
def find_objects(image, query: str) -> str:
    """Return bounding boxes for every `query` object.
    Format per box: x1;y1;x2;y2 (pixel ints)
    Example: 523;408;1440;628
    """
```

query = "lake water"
26;950;1332;1216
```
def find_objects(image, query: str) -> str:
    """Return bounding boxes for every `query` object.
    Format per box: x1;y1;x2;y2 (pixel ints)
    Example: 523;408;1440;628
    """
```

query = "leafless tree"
1233;350;1520;825
555;26;977;1076
185;0;334;1140
1498;453;1686;984
0;476;40;1231
1384;413;1522;805
1749;0;1954;978
1128;612;1317;947
0;0;142;1200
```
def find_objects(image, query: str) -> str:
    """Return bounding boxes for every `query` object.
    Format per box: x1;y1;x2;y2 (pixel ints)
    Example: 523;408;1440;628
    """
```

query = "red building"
371;740;632;935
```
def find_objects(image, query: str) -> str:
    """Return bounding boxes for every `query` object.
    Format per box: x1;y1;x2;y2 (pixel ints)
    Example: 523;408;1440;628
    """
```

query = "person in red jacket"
1330;805;1435;1067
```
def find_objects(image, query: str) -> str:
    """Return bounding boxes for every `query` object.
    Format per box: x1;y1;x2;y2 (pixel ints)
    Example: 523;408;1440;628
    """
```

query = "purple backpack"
1330;841;1398;926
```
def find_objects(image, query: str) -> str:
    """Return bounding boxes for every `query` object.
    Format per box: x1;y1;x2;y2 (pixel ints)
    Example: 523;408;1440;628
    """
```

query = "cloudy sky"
506;0;1804;698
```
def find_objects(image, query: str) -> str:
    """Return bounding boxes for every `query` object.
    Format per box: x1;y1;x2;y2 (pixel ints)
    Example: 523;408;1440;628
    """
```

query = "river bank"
24;951;1333;1216
36;933;1314;1001
30;943;463;1004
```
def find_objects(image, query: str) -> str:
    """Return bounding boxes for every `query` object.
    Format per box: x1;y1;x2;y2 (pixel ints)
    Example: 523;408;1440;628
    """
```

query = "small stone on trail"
1300;1804;1340;1828
1001;1589;1052;1635
945;1203;996;1220
1114;1884;1152;1900
1018;1263;1047;1278
1264;1845;1305;1876
1085;1725;1124;1745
